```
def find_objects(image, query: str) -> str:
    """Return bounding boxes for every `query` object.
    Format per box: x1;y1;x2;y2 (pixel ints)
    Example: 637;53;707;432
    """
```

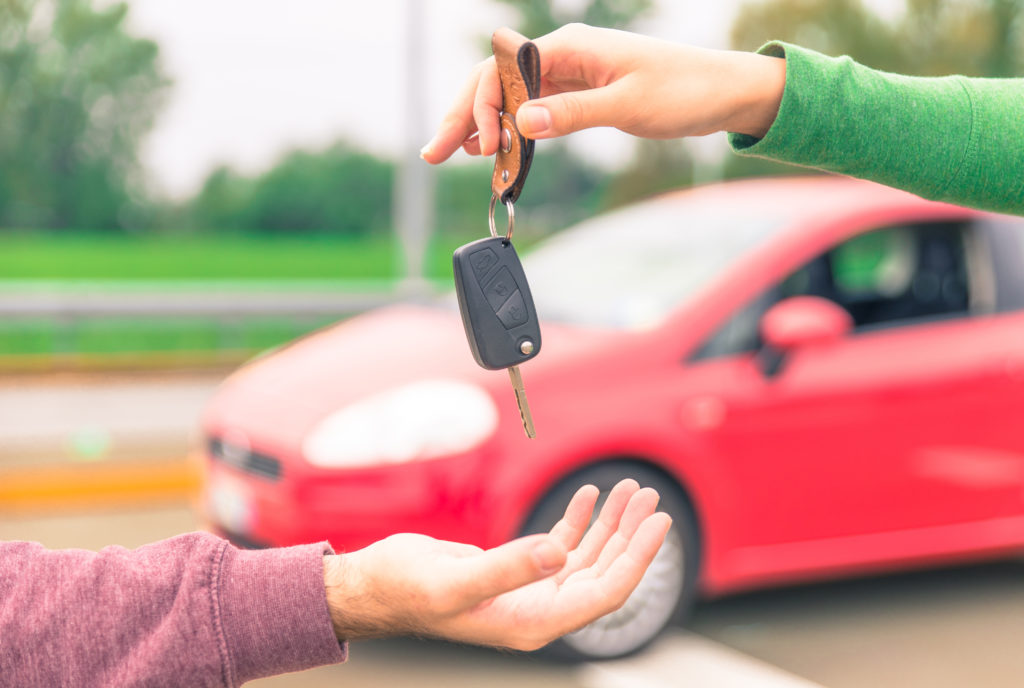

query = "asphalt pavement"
6;502;1024;687
0;372;217;510
0;372;220;467
4;374;1024;687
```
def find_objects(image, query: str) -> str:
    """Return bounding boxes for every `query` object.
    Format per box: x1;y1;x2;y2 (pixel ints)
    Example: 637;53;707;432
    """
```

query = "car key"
452;27;542;438
453;231;540;437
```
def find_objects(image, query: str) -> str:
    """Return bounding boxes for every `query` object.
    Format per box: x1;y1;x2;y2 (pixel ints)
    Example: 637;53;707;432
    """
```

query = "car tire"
519;461;700;661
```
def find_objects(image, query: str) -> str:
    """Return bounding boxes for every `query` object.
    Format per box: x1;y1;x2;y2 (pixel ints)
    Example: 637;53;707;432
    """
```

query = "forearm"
0;534;345;687
730;42;1024;215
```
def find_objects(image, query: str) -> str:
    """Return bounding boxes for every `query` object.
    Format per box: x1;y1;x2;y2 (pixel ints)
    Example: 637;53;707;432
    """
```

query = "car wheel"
520;462;700;661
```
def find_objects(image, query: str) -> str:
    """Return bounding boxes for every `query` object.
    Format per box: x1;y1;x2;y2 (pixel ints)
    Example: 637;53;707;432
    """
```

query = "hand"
323;479;672;651
421;23;786;164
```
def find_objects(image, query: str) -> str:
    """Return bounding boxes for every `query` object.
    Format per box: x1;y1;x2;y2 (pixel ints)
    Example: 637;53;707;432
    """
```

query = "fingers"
557;479;638;582
461;133;481;156
471;59;503;156
421;58;496;164
595;511;672;607
548;511;672;636
424;23;623;161
516;81;629;139
423;23;631;161
547;484;600;551
445;533;567;607
593;486;660;574
516;24;640;139
425;22;730;163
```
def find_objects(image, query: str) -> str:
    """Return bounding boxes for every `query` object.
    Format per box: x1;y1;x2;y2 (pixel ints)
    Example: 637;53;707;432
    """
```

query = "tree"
731;0;1023;77
187;143;393;236
0;0;168;231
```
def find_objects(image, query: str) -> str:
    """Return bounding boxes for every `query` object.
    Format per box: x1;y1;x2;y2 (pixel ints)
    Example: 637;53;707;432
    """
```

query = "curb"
0;456;202;513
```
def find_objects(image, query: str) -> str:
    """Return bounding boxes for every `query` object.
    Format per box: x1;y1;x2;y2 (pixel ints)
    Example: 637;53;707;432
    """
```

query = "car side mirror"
757;296;853;377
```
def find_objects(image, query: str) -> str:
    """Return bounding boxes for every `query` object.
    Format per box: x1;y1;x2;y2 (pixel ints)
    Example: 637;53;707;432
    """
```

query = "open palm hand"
325;479;671;651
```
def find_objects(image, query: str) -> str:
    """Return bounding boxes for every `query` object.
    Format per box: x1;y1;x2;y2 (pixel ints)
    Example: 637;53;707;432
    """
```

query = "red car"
201;176;1024;660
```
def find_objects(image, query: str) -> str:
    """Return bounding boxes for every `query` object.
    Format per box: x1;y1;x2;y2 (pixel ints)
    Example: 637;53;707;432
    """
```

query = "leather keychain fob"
490;28;541;204
452;28;543;438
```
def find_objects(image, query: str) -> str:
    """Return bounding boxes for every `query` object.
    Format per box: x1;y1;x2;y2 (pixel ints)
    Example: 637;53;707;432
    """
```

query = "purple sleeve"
0;532;347;687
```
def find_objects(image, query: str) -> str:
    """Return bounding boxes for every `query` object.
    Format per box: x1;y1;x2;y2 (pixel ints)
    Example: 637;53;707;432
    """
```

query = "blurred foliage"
0;0;664;241
184;144;393;236
721;150;818;181
514;143;613;233
493;0;653;38
182;0;653;239
603;140;694;208
0;0;168;231
182;142;611;239
433;160;489;239
732;0;1023;76
434;144;611;240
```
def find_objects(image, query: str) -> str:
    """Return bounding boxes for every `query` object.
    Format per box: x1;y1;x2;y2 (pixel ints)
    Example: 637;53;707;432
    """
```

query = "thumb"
516;85;625;139
449;534;566;605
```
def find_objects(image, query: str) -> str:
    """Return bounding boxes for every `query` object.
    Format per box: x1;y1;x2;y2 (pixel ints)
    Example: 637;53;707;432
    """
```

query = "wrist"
325;554;389;642
323;551;425;642
722;52;786;138
323;555;353;641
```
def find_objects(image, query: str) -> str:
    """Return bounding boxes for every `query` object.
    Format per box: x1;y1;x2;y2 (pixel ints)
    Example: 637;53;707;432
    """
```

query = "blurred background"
1;0;1022;368
2;1;1023;686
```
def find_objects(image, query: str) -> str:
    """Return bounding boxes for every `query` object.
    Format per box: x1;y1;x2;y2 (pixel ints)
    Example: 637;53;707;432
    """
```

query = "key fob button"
483;266;518;312
496;290;527;329
470;248;498;280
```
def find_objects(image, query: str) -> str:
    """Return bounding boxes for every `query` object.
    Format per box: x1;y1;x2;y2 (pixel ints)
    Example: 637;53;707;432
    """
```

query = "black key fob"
453;236;541;371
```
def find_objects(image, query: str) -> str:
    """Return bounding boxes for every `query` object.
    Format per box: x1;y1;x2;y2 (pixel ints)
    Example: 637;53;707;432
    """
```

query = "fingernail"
532;540;564;573
419;138;436;159
518;105;552;137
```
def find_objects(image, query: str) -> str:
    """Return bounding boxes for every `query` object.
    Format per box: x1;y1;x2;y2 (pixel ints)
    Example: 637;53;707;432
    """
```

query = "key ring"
488;193;515;242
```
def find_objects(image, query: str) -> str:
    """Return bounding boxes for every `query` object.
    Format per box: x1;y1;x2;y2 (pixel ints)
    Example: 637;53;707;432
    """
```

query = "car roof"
651;175;968;227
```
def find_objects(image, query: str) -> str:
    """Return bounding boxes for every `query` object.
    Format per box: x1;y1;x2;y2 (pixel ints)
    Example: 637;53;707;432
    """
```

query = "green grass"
0;232;476;359
0;232;462;280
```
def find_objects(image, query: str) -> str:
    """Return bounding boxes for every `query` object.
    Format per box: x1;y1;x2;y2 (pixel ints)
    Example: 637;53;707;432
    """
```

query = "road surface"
4;373;1024;687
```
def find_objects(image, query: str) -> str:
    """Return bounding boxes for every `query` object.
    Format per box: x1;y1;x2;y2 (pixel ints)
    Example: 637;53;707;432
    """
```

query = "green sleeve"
729;43;1024;216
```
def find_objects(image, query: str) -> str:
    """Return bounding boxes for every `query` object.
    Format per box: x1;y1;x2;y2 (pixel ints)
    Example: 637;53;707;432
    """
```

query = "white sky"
121;0;747;199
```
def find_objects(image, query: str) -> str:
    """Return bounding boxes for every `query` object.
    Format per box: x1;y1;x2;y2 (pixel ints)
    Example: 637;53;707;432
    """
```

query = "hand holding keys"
452;28;542;438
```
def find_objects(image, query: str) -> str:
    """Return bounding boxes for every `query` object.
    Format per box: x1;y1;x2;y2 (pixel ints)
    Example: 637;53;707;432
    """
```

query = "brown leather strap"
491;28;540;205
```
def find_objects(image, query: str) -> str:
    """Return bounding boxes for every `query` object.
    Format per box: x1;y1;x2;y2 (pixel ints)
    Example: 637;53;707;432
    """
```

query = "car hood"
203;303;612;445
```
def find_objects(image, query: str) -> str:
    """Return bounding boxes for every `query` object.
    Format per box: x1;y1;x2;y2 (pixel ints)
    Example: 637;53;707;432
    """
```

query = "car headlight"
303;379;499;468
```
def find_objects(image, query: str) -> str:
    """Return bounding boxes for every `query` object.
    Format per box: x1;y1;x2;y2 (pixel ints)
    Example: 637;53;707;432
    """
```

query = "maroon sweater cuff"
215;541;347;685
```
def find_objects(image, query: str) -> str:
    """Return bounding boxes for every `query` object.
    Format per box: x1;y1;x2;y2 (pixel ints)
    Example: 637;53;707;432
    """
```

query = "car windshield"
520;195;786;330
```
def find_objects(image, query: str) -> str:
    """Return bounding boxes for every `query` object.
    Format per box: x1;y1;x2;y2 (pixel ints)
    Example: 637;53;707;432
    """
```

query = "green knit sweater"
729;43;1024;216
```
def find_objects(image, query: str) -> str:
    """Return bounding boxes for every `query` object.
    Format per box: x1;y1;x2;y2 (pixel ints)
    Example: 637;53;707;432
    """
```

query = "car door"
684;219;1024;560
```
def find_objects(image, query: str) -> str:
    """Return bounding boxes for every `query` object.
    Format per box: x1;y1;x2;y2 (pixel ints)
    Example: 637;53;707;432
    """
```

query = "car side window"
690;292;772;360
786;223;974;329
692;221;984;361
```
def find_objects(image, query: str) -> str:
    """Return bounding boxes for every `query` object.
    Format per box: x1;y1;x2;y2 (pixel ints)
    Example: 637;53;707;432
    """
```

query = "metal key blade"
507;365;536;438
